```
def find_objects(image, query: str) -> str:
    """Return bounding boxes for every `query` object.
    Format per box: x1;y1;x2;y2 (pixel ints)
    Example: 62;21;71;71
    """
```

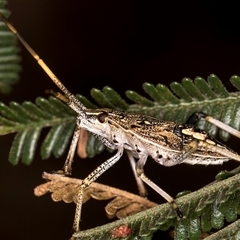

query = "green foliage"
0;1;21;94
0;97;76;165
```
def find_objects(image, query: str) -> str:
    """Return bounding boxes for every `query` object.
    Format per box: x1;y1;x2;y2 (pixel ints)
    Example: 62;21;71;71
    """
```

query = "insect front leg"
63;126;81;175
73;147;124;232
133;153;182;218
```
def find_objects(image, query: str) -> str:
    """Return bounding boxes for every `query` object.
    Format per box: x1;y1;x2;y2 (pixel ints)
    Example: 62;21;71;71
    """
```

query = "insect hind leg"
187;112;240;138
135;153;183;218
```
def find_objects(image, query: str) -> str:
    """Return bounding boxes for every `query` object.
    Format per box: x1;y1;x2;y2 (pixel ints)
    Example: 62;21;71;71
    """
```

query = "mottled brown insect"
1;12;240;233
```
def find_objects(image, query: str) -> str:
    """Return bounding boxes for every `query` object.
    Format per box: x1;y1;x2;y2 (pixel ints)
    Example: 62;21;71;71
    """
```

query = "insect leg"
187;112;240;138
126;151;148;197
205;115;240;138
73;147;124;232
63;127;81;175
135;154;182;218
45;89;68;103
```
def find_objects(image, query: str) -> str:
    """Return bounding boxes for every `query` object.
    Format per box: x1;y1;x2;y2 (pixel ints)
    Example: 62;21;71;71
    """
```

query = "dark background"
1;1;240;239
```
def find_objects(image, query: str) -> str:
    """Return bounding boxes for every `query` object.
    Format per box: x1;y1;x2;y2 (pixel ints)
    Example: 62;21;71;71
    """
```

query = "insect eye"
97;112;108;123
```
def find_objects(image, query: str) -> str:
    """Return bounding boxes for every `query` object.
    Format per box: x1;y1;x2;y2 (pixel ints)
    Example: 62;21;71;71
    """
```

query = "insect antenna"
0;12;85;113
45;89;69;103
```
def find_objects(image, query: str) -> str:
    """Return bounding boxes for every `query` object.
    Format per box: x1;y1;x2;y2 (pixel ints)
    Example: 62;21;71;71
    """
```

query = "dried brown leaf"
116;202;146;219
34;172;157;219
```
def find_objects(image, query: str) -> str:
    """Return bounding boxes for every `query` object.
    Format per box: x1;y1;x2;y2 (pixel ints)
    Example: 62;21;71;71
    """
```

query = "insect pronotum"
1;12;240;233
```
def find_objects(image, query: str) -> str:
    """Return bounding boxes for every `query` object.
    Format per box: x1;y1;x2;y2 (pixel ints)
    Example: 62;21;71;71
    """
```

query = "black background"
1;1;240;239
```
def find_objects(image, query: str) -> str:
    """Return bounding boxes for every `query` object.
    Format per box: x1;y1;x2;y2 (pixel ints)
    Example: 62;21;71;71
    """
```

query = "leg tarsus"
63;163;72;176
171;201;183;218
176;207;183;218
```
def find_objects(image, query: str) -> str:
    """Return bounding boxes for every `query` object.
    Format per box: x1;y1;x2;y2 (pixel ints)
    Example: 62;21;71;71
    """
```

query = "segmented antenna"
0;12;85;113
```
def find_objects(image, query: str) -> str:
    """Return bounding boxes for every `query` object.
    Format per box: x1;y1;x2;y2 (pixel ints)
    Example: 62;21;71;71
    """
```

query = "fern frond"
204;219;240;240
0;96;76;164
0;3;21;94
